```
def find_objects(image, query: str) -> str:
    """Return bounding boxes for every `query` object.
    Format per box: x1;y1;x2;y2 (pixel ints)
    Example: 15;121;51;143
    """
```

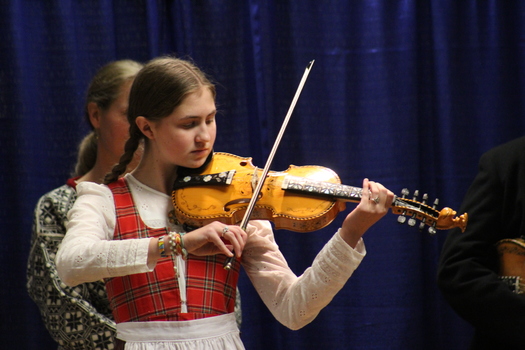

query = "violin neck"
282;175;441;227
281;175;363;203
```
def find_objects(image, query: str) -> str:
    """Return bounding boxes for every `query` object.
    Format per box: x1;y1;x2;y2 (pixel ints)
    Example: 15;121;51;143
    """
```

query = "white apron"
117;313;244;350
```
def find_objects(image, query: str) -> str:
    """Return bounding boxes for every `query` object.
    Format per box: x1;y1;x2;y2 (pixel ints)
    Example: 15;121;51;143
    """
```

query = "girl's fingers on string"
363;179;380;207
377;183;394;209
367;181;395;212
368;181;380;204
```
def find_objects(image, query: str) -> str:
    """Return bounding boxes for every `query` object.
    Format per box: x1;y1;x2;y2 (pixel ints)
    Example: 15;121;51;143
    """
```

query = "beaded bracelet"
168;232;188;259
158;236;167;258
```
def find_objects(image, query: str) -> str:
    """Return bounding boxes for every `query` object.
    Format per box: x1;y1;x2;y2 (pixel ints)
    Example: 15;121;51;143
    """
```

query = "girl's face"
96;79;133;162
149;86;217;169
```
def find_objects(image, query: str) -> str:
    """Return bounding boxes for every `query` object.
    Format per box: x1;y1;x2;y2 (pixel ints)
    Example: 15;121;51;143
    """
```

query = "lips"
192;148;209;155
191;148;211;161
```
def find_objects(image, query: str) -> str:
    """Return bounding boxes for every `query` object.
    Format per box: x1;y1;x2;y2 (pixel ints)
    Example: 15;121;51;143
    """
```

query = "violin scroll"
436;207;468;232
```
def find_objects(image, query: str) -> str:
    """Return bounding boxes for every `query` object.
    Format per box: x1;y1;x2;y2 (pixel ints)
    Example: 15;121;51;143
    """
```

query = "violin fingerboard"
281;175;362;202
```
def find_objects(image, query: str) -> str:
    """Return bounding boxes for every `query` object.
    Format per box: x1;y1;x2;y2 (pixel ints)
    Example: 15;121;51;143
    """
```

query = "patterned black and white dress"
26;179;117;350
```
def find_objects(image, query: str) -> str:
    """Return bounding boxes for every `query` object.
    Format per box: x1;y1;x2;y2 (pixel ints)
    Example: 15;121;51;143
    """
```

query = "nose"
195;123;211;143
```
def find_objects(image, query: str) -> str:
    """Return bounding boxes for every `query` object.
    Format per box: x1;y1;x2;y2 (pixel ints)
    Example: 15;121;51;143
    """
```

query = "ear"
136;116;155;140
87;102;102;129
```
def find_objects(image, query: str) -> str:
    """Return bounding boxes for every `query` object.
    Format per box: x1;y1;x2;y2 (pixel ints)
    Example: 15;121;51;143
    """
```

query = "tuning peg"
408;214;417;227
409;191;418;226
396;189;441;235
427;199;439;235
421;193;428;205
420;194;429;230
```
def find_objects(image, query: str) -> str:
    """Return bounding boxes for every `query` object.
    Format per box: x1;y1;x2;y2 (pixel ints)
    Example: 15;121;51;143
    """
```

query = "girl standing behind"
27;59;143;349
56;56;394;349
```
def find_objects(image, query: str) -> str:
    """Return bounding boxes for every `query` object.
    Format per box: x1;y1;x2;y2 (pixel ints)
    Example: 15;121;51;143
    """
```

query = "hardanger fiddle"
172;152;468;235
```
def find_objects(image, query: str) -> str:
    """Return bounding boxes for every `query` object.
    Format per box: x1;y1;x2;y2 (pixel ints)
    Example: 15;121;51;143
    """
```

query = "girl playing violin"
56;56;394;349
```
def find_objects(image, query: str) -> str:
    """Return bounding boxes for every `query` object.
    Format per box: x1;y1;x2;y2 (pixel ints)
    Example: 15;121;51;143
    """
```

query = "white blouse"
56;173;366;330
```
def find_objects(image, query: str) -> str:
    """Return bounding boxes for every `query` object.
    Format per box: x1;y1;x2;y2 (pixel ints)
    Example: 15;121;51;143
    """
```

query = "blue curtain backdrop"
2;1;525;349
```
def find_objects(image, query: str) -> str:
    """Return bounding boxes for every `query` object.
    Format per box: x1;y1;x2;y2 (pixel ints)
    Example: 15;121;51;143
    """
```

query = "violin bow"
223;60;315;270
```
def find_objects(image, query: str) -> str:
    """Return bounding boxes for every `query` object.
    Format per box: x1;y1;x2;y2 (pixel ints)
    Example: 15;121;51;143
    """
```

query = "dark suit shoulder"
483;136;525;159
480;137;525;173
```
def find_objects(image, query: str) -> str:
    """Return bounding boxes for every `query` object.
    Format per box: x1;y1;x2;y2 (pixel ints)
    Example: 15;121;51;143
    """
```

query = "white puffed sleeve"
56;182;153;287
242;220;366;330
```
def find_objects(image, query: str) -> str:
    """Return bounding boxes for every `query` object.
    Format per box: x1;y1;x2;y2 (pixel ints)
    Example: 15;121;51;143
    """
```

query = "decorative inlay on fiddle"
172;152;468;234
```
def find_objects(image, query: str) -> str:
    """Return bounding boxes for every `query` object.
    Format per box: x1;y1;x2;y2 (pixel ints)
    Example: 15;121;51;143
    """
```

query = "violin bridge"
250;167;259;191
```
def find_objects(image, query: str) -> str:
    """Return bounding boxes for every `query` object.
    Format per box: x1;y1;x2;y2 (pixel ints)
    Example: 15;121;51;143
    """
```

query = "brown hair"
73;59;143;176
73;131;97;177
104;56;216;184
84;59;144;128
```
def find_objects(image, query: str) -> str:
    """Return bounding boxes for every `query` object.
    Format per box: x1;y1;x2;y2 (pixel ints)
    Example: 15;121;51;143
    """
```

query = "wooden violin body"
173;153;349;232
172;152;468;233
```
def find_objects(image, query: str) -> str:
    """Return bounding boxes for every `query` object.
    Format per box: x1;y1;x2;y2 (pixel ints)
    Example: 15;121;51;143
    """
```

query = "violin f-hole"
224;193;263;212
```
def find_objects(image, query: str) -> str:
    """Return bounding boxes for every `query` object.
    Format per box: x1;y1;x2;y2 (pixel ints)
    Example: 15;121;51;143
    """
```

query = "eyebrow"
181;110;217;120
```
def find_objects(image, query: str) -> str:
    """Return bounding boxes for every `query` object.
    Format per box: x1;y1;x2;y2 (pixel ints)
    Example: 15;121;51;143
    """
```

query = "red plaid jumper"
104;178;240;323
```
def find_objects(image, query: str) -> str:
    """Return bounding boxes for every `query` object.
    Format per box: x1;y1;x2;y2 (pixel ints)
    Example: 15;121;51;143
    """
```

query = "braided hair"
104;57;216;184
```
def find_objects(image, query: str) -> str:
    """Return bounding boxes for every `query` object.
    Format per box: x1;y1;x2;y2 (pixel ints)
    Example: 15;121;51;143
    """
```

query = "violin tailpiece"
173;170;236;190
